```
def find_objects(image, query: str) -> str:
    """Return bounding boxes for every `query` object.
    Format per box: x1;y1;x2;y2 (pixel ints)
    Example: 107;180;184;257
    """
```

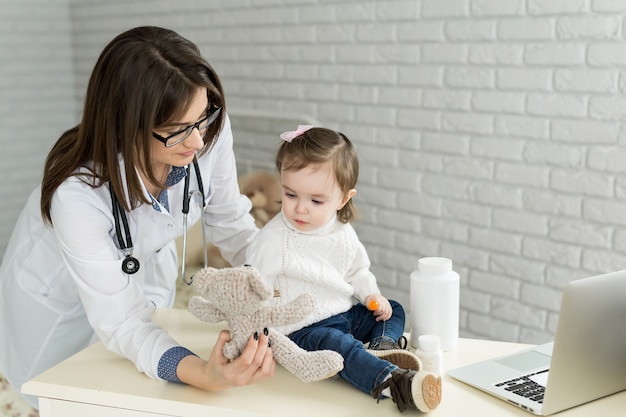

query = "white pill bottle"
416;334;444;375
410;257;460;351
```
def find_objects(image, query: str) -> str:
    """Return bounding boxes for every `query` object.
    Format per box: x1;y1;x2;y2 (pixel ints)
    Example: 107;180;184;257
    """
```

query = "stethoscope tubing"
110;183;140;274
111;156;207;283
181;158;207;285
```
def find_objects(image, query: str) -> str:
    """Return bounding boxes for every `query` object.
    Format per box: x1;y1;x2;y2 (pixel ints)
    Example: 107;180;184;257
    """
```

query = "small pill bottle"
416;334;444;376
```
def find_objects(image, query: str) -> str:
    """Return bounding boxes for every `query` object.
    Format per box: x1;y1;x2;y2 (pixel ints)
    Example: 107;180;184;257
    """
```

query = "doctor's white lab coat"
0;116;256;407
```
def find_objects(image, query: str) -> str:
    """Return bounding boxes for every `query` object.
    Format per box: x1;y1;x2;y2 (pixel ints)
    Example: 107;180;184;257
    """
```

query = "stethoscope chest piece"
122;254;140;274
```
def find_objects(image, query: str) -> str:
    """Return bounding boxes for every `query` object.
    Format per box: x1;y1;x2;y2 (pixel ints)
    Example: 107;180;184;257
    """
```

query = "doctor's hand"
177;329;275;392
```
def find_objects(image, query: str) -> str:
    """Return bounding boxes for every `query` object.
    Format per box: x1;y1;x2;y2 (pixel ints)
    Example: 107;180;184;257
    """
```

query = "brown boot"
367;336;422;371
371;369;442;413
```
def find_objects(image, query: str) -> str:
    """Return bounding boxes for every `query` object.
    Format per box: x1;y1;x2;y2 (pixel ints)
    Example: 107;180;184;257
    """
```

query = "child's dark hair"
276;127;358;223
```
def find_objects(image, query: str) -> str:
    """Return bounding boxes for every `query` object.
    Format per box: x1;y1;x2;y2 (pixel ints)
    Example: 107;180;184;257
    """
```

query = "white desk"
23;308;626;416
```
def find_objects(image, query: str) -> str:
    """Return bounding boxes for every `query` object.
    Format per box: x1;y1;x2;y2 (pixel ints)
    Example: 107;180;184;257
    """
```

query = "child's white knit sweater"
245;211;381;335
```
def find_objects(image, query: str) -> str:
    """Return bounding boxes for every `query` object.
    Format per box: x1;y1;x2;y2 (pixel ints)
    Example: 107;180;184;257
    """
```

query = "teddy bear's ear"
246;267;274;300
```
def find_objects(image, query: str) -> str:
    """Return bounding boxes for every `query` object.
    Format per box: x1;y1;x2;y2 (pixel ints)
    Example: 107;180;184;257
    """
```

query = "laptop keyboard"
495;369;549;404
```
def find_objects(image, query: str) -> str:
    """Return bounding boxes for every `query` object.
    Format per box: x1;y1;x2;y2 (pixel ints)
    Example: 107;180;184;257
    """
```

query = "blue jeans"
288;300;405;395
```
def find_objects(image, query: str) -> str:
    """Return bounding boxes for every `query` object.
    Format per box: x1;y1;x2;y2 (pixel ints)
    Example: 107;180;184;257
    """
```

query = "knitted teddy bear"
188;265;344;383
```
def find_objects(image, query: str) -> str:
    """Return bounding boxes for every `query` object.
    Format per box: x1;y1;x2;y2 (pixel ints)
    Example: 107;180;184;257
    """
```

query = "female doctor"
0;26;274;408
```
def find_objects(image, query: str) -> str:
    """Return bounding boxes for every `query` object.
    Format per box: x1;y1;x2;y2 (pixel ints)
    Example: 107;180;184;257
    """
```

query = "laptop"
448;269;626;415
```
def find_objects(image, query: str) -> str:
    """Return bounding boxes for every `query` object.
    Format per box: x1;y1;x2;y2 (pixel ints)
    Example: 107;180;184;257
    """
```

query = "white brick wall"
3;0;626;345
0;0;76;255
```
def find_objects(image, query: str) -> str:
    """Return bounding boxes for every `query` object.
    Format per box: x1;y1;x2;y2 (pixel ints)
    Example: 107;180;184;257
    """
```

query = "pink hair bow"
280;125;314;142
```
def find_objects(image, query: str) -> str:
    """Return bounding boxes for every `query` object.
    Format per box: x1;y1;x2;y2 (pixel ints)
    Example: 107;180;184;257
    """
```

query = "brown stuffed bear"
239;170;282;228
188;265;344;383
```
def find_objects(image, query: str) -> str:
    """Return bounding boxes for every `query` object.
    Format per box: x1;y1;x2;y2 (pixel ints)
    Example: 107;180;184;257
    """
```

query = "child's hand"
366;295;392;321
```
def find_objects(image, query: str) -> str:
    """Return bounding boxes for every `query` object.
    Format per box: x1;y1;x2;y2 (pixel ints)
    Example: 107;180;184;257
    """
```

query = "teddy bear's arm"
263;293;316;326
188;296;227;323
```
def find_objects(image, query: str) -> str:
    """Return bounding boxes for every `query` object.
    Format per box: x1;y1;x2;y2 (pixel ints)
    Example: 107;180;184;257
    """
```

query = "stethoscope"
110;156;208;285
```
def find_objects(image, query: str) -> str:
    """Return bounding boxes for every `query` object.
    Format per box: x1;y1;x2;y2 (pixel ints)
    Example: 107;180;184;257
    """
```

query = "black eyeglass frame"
152;107;222;147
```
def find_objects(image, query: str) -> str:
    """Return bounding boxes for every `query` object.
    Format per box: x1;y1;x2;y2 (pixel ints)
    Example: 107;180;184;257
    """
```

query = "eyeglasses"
152;107;222;147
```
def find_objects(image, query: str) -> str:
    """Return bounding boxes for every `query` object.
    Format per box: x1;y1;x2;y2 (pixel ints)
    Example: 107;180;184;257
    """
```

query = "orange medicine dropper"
367;300;379;311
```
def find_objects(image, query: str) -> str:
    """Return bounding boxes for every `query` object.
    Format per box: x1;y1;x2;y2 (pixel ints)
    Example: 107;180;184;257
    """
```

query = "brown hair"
275;127;359;223
40;26;226;224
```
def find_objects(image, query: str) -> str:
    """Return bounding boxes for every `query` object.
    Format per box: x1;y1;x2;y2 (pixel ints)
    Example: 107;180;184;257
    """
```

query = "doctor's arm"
50;182;273;390
200;116;258;266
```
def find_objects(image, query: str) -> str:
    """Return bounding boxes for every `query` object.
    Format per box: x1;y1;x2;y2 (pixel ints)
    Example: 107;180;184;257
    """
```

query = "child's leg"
289;310;442;413
289;316;395;395
363;299;406;344
352;300;421;370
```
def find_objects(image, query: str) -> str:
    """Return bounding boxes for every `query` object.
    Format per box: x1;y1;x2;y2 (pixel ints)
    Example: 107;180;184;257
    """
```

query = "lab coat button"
167;223;173;228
